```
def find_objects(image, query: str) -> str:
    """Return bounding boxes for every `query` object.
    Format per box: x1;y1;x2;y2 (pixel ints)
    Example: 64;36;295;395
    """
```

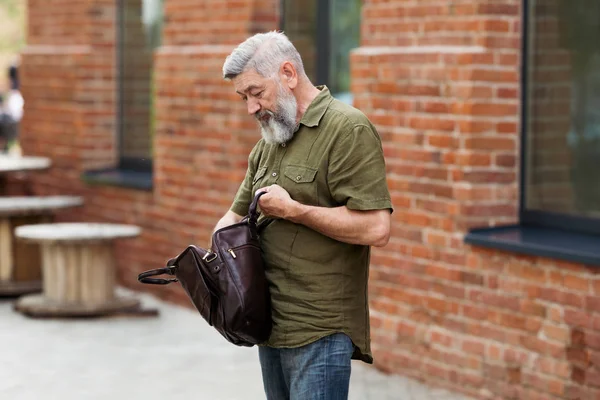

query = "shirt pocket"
283;164;318;205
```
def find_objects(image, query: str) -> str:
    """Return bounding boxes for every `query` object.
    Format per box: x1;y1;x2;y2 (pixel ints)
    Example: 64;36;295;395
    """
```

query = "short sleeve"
230;142;262;216
327;124;393;212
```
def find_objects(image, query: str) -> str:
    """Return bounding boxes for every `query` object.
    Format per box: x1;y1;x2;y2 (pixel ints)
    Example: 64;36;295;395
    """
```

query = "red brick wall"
19;0;600;399
21;0;117;183
355;0;600;398
163;0;252;45
362;0;521;48
27;0;90;45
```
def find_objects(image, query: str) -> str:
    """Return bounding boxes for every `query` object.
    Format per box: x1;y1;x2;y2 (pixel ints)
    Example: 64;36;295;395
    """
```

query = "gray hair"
222;31;305;80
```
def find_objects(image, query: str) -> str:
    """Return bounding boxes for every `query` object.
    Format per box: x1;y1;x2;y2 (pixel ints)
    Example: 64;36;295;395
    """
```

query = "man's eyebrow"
236;85;262;96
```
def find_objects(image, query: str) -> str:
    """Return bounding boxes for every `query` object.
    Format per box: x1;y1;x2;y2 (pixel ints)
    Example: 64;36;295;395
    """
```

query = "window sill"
81;168;153;191
465;225;600;267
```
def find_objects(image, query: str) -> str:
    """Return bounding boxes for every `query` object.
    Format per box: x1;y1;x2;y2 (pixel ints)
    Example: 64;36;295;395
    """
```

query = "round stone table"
0;154;52;196
0;155;51;173
14;223;142;318
0;196;83;296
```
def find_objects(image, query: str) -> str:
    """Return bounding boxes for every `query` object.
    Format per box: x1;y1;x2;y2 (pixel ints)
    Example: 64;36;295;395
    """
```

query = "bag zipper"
226;244;260;260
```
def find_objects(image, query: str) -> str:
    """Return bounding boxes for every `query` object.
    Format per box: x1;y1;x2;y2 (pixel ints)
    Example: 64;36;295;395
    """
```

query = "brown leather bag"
137;192;272;346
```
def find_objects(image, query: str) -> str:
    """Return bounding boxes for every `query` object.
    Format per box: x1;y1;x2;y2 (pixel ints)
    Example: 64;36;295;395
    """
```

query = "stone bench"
14;223;142;318
0;196;83;296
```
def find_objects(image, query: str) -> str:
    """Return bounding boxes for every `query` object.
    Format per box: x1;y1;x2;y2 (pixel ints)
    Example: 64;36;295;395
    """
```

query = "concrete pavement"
0;289;473;400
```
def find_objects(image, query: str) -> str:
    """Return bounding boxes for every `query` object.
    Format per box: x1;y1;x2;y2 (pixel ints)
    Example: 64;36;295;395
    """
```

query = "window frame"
519;0;600;236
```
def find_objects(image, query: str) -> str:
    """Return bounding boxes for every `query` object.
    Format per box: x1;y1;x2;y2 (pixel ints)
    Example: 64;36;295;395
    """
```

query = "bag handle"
138;258;178;285
247;191;275;240
248;190;268;227
137;267;177;285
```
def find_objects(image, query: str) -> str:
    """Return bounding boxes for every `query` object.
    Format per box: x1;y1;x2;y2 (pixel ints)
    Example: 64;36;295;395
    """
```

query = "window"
522;0;600;235
281;0;361;104
117;0;164;172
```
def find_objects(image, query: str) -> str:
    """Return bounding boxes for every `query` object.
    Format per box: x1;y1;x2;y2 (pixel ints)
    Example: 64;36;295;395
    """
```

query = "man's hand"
256;185;298;219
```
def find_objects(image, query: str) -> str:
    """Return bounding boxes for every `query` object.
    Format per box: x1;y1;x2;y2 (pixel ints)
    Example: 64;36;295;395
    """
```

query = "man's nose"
247;99;260;115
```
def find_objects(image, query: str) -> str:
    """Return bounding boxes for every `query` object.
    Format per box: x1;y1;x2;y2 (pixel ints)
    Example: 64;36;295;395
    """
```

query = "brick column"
354;0;522;397
21;0;118;192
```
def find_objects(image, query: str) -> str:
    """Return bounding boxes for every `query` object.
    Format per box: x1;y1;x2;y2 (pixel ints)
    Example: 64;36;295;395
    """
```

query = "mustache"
255;110;274;121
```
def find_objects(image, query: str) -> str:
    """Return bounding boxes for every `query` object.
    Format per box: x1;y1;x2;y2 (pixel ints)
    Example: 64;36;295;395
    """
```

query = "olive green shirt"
230;86;393;363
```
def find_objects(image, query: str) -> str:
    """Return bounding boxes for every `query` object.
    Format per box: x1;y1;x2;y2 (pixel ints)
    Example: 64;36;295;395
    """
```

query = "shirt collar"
299;85;333;128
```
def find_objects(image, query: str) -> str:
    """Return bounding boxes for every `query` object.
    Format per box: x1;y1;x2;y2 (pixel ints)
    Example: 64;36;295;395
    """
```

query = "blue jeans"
258;333;354;400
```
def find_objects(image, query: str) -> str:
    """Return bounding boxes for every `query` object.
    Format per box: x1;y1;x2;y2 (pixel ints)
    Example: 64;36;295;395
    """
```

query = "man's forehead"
233;71;266;93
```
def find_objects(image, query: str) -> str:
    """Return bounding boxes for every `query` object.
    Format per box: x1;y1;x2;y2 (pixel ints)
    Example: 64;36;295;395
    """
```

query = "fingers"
255;185;274;197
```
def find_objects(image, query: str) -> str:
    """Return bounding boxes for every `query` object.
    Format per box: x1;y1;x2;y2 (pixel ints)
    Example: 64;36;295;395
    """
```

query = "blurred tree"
0;0;25;92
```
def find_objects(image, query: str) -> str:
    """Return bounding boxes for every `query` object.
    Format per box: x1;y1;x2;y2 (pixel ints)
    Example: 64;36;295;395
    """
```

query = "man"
216;31;393;399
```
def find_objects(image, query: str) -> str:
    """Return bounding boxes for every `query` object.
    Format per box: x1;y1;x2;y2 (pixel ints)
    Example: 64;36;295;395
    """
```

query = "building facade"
19;0;600;398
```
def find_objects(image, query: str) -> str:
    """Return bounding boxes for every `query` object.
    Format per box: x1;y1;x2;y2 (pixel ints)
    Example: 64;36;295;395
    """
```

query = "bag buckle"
202;251;217;263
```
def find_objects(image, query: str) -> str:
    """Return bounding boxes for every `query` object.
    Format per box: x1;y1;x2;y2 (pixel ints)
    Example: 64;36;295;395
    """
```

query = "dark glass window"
522;0;600;234
281;0;361;104
117;0;163;171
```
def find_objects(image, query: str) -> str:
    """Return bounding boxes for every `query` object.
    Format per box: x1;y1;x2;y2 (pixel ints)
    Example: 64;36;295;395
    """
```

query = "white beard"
256;85;297;145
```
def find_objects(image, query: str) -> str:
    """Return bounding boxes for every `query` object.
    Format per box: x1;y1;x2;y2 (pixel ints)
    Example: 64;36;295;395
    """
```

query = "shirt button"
272;172;278;177
281;143;286;148
296;176;302;181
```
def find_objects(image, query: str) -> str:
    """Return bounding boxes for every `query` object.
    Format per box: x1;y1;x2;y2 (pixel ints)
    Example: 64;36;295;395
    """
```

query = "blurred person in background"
0;61;23;153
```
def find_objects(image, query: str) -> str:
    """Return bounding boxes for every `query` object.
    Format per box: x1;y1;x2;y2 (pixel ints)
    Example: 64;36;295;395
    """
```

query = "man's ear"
280;61;298;89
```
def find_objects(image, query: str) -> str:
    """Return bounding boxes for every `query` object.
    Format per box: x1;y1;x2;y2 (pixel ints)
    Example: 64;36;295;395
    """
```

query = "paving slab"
0;289;474;400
